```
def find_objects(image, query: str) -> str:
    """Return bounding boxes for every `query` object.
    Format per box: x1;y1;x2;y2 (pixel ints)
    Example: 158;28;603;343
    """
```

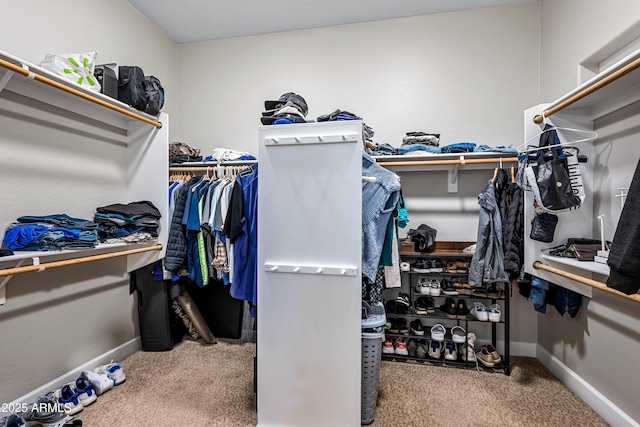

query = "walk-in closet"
1;1;640;427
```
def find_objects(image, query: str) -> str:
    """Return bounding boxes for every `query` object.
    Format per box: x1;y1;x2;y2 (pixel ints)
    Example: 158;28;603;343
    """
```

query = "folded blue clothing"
371;143;397;156
474;144;517;153
17;214;97;230
441;142;476;153
397;144;441;155
3;223;96;250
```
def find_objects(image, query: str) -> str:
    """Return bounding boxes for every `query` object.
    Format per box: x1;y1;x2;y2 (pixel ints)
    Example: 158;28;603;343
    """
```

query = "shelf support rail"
0;244;162;306
532;56;640;124
374;156;519;167
0;58;163;129
532;261;640;303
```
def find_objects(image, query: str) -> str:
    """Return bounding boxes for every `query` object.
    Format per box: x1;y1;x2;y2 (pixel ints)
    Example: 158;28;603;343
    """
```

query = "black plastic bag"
407;224;437;252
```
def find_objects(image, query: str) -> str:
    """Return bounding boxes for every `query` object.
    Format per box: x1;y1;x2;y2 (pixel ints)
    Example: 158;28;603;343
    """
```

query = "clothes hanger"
490;157;503;183
516;116;598;154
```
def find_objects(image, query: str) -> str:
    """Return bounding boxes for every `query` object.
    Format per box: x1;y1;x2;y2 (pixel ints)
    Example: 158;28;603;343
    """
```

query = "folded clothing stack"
94;200;161;243
2;214;98;251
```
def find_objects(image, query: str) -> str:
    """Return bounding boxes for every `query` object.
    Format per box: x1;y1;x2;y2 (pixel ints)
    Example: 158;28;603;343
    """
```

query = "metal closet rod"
375;157;519;167
532;261;640;303
0;244;162;278
533;56;640;124
0;58;162;129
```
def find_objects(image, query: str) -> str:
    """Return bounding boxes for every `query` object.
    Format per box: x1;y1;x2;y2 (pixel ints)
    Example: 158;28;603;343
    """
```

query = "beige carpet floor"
77;339;608;427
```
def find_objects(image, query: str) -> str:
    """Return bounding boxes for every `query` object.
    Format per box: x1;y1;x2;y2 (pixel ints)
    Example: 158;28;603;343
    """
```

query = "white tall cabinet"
257;121;363;427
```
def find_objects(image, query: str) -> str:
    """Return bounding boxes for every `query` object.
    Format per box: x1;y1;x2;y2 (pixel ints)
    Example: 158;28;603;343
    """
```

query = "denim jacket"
362;152;401;283
468;181;509;286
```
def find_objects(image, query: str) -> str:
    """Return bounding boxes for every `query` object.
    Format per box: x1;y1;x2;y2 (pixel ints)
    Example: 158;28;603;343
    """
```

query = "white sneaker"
444;341;458;361
94;361;126;385
73;376;97;406
470;302;489;321
394;337;409;356
82;370;114;395
415;279;430;295
451;325;466;344
467;332;477;348
430;323;446;342
428;340;443;359
488;303;502;322
48;384;83;416
429;279;441;296
459;343;476;361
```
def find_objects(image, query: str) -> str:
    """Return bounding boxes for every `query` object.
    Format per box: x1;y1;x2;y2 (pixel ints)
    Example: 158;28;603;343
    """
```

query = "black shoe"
439;297;455;313
395;292;410;307
444;300;458;319
456;299;470;319
410;319;425;336
425;297;436;313
441;279;459;296
397;318;409;334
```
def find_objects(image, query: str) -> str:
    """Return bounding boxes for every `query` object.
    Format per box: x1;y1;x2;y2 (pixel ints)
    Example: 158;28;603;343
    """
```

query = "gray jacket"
469;181;509;286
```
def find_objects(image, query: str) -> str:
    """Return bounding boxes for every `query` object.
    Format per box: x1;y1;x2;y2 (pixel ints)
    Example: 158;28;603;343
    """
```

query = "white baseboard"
537;345;640;427
510;341;537;357
9;337;141;406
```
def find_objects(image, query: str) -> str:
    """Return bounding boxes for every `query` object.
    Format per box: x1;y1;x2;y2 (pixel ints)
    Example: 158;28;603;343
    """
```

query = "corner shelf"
540;254;609;276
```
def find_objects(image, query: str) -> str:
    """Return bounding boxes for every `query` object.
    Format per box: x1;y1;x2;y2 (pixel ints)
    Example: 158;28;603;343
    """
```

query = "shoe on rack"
470;302;489;321
414;299;427;315
467;332;477;348
383;337;395;354
476;346;495;367
397;318;409;334
443;299;457;319
444;260;457;273
451;325;466;344
415;279;431;295
430;323;446;341
429;280;441;297
18;396;75;427
487;284;501;298
456;299;470;319
425;297;436;313
0;414;27;427
459;343;477;362
444;341;458;361
488;303;502;322
395;293;411;308
439;297;455;313
485;344;502;364
49;384;83;416
429;259;444;273
472;287;489;297
416;342;428;359
412;259;430;273
407;339;417;357
410;319;425;336
400;262;411;272
455;259;470;272
394;337;409;356
428;340;443;359
441;279;458;296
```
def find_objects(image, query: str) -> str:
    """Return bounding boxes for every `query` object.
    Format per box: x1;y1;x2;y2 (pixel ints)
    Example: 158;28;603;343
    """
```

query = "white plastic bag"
40;51;101;92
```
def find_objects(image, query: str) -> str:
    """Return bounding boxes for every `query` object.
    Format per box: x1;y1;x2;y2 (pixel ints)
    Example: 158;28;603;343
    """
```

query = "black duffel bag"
118;66;165;115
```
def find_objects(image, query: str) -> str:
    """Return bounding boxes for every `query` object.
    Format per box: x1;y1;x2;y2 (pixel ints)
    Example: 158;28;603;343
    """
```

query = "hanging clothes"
607;158;640;294
468;179;509;287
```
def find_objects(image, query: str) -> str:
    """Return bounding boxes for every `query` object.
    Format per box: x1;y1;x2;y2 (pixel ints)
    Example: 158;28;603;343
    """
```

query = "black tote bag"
532;126;581;211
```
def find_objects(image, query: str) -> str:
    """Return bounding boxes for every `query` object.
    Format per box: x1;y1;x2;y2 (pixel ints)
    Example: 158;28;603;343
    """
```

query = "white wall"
174;2;542;350
538;0;640;424
0;0;175;404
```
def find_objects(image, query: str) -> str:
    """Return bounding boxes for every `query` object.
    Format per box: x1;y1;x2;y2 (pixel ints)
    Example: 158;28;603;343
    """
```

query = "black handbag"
532;126;581;212
530;212;558;243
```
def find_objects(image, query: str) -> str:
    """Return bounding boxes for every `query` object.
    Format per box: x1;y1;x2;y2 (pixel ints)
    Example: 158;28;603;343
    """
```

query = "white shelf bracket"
0;258;26;306
448;165;460;193
0;69;14;93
